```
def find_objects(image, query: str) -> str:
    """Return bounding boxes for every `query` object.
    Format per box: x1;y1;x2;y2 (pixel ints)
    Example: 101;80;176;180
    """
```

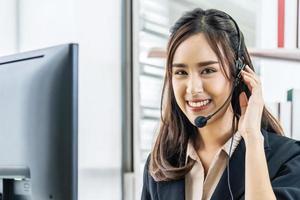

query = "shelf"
248;48;300;62
148;48;300;62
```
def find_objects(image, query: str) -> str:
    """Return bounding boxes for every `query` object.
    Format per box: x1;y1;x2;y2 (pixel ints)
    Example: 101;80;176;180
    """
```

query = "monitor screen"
0;44;78;200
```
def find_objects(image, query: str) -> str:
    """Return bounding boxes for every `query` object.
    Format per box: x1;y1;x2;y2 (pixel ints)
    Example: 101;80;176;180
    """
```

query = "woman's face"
171;33;233;126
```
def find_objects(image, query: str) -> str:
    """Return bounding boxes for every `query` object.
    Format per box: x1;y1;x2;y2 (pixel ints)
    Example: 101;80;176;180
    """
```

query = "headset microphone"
194;84;236;128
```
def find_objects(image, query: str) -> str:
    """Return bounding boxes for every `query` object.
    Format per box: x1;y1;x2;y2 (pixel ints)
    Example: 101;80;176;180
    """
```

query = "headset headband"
226;15;243;59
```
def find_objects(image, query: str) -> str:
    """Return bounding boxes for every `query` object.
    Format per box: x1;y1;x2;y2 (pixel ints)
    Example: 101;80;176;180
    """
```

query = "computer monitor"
0;44;78;200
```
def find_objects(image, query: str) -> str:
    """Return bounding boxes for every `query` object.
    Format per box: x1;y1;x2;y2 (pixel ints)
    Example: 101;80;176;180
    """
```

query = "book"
279;101;292;138
266;102;280;120
287;89;300;140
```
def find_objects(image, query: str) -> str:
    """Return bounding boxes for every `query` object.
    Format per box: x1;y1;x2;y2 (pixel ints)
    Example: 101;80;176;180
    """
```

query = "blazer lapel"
210;138;246;200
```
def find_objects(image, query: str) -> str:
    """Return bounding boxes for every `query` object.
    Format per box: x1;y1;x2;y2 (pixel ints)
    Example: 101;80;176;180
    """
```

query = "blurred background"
0;0;299;199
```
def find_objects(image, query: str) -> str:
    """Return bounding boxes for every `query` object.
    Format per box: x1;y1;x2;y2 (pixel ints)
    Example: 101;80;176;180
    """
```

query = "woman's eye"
174;70;187;75
201;68;215;74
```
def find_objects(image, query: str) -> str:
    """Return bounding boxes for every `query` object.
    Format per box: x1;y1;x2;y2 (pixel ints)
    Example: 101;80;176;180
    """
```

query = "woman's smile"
186;99;212;112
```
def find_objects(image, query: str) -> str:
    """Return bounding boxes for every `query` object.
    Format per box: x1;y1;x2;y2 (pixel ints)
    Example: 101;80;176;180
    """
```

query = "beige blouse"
185;132;242;200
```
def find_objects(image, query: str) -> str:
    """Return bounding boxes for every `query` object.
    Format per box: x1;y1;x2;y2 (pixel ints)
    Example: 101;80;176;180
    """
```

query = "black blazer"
141;129;300;200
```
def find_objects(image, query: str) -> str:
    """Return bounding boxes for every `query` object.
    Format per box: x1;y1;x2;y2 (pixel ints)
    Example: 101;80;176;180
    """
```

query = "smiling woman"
141;8;300;200
171;33;232;129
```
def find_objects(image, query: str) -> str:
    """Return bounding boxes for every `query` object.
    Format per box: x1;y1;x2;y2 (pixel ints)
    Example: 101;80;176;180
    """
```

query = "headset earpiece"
233;58;245;87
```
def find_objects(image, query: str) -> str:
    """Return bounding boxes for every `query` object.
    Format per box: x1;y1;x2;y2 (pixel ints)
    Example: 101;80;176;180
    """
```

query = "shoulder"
263;131;300;198
142;155;157;186
143;154;151;176
143;154;151;182
265;130;300;156
263;129;300;176
142;154;159;199
143;154;159;184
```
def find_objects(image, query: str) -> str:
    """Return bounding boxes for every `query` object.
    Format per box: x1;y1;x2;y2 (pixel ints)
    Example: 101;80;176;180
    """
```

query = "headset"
194;14;246;200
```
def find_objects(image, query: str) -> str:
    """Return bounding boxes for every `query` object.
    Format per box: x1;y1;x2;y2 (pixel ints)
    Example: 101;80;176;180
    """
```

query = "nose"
186;73;204;95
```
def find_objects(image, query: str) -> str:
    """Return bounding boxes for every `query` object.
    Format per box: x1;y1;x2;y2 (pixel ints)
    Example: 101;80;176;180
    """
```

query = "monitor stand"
0;167;31;200
2;179;13;200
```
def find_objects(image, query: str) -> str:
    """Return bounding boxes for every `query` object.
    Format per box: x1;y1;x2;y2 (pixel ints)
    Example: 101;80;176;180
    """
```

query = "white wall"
19;0;77;50
0;0;17;55
16;0;122;199
260;60;300;102
256;0;278;49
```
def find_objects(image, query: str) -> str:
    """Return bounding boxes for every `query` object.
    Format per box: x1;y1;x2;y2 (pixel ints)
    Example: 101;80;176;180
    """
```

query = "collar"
185;131;242;164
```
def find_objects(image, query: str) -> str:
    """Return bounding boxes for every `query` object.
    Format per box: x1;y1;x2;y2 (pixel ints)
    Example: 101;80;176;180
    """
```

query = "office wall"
0;0;17;55
3;0;123;199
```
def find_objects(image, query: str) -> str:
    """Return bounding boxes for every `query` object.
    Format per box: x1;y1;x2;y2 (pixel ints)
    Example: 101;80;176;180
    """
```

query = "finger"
241;70;261;84
244;65;256;74
239;92;248;115
242;73;263;97
244;66;262;82
241;69;260;84
241;73;257;92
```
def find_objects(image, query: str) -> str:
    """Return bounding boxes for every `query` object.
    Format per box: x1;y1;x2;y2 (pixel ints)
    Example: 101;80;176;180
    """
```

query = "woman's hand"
237;65;264;141
238;65;276;200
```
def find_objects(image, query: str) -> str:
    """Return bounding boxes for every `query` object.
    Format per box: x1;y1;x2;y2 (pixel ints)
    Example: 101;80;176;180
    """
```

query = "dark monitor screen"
0;44;78;200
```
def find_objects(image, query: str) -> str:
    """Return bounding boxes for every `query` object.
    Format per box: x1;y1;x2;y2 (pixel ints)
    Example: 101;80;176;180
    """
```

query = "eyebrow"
172;61;219;68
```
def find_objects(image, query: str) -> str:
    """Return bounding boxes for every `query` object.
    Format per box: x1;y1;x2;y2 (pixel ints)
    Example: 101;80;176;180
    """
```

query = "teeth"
188;100;210;107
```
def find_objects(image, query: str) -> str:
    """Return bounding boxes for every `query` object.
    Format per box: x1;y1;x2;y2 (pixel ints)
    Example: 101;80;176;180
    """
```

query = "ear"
239;91;248;115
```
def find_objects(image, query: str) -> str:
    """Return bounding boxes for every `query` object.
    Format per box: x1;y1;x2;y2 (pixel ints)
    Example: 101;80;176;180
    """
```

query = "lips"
187;99;211;107
186;99;212;111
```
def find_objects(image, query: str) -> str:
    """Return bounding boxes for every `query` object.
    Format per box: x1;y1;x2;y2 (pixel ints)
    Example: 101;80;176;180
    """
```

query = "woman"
141;8;300;200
